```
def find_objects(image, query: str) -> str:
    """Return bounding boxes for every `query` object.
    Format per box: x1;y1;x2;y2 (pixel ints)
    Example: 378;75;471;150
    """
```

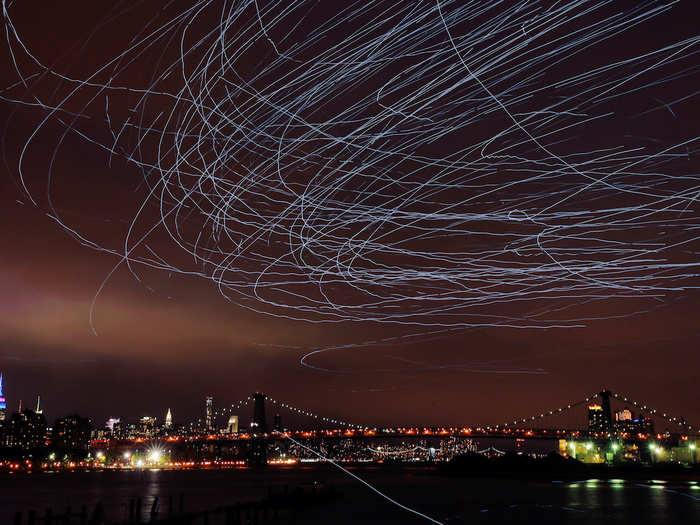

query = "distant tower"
205;396;214;430
0;373;6;421
165;408;173;428
273;412;282;432
252;392;267;433
35;395;42;415
599;388;612;432
227;415;239;434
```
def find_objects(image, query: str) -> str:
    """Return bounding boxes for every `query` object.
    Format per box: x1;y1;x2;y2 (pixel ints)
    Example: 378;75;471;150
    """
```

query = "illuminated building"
105;417;120;432
35;395;42;415
205;396;214;430
251;392;267;434
614;408;636;433
615;409;632;421
633;414;654;434
0;373;6;422
4;409;46;450
52;415;91;454
227;415;239;434
588;404;605;432
599;388;612;432
165;408;173;428
139;416;157;436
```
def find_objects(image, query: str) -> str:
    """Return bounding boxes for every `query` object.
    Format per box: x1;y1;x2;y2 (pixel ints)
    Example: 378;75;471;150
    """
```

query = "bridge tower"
252;392;267;433
250;392;268;466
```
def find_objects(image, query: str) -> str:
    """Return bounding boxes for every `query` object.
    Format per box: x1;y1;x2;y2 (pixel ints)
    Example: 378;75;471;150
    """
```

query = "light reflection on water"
1;469;698;524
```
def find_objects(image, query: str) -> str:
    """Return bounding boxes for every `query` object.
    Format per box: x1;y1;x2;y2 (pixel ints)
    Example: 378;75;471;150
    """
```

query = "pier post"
150;496;159;521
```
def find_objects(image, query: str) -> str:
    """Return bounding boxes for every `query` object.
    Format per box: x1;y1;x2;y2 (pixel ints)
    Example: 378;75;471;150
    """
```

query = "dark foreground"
2;465;699;524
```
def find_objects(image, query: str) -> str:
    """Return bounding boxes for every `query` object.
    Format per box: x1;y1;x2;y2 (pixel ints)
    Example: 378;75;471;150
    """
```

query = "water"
2;466;699;524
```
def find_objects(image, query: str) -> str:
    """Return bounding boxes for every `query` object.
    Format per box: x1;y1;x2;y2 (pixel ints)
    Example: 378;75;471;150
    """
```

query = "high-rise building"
205;396;214;430
599;388;613;432
588;404;605;432
0;373;6;422
52;415;91;454
252;392;267;434
227;415;239;434
165;408;173;428
35;395;42;415
4;409;46;450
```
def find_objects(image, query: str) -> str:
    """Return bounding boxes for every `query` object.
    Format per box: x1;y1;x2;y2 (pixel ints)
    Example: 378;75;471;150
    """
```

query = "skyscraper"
165;408;173;428
205;396;214;430
227;415;239;434
599;388;612;432
588;404;605;432
252;392;267;434
0;373;6;422
52;415;91;455
5;409;46;450
35;395;42;415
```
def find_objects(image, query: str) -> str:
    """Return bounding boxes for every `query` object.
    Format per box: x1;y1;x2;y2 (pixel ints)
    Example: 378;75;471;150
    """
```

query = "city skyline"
0;372;693;439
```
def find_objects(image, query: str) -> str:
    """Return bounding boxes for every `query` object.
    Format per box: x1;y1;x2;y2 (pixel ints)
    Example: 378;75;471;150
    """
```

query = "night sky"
1;1;698;429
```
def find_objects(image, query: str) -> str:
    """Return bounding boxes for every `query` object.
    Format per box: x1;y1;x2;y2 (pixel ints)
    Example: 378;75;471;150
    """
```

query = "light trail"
286;435;445;524
1;1;698;339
